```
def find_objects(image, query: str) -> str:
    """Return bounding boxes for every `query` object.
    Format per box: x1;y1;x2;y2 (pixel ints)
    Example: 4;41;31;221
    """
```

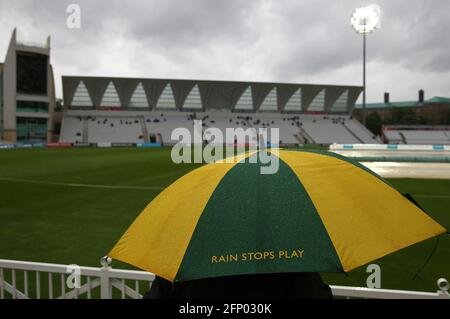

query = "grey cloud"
0;0;449;102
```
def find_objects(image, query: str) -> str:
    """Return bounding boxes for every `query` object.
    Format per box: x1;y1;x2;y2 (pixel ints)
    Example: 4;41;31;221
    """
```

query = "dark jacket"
143;272;332;299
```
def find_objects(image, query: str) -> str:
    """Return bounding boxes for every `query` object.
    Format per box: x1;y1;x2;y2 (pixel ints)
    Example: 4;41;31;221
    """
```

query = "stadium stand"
145;112;194;144
61;111;379;146
60;116;84;144
300;116;358;144
343;119;380;143
382;126;450;145
87;117;144;144
59;76;378;146
383;130;404;144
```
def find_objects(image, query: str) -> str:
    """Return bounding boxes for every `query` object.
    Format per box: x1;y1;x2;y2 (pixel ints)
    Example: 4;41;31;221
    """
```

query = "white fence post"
437;278;450;299
0;268;4;299
100;256;112;299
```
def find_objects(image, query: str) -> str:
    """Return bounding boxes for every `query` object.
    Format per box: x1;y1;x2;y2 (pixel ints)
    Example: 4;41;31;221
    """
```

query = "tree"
365;112;382;136
441;110;450;125
400;113;417;125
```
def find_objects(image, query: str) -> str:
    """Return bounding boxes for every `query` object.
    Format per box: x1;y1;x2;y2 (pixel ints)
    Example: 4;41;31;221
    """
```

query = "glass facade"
234;87;253;110
259;87;277;111
17;100;48;113
128;83;149;108
16;51;48;96
183;84;202;109
16;117;47;143
0;71;3;136
100;82;121;108
156;84;176;109
308;89;325;112
331;90;348;113
284;88;301;112
71;81;93;108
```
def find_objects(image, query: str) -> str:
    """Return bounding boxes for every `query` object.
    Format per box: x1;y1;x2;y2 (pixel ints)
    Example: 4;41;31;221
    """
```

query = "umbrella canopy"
109;149;446;283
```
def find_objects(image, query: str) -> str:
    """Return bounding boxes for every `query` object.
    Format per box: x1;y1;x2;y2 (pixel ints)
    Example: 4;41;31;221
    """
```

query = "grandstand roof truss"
63;76;362;114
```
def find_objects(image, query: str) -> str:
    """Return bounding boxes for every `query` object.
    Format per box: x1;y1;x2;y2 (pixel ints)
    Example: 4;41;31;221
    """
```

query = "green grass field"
0;147;449;294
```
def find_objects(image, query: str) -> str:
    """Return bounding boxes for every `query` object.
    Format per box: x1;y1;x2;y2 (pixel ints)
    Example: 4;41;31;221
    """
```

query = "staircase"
82;118;88;144
399;131;407;144
297;124;315;144
139;117;150;143
294;134;306;144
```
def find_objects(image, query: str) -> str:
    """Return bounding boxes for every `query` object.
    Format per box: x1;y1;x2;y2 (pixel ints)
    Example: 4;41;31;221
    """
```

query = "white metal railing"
331;281;450;299
0;258;448;299
0;257;154;299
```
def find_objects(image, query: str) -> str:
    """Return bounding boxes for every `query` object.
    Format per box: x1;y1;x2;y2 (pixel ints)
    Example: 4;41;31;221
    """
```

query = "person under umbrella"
108;150;446;299
144;272;332;299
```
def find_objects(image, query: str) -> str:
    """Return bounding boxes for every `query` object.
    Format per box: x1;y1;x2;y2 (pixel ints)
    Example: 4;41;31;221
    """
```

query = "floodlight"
351;5;381;34
350;4;381;125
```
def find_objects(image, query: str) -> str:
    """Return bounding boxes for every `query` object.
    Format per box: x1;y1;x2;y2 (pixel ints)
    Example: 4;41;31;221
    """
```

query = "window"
128;83;149;108
330;90;348;113
183;84;202;109
16;117;47;142
284;89;301;112
16;52;48;96
234;87;253;110
156;84;176;109
259;88;277;111
71;81;93;108
17;101;49;113
308;89;325;112
100;82;121;108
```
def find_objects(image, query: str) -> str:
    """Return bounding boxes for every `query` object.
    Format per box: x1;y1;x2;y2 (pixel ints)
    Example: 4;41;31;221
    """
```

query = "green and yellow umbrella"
109;150;446;283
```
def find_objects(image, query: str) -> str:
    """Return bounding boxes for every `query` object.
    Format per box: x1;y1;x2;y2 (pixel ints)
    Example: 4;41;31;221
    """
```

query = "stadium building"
353;91;450;144
60;76;379;146
354;90;450;122
0;29;56;144
0;29;380;146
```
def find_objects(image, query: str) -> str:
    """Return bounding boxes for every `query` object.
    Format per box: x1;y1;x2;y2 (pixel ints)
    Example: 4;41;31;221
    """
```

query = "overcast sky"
1;0;449;103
